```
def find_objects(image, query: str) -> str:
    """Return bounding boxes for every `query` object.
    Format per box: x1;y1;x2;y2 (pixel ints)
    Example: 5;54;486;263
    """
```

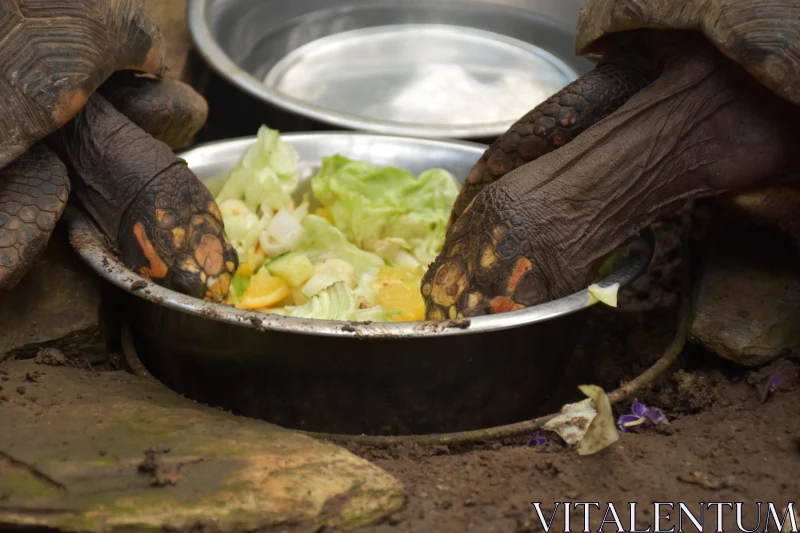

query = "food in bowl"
209;126;460;322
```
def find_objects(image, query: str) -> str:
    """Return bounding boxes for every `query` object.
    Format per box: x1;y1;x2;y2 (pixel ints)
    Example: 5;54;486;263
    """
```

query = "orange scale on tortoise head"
205;277;223;302
489;296;525;314
155;208;178;229
507;257;533;292
208;201;223;223
194;233;224;276
133;221;168;279
218;272;231;296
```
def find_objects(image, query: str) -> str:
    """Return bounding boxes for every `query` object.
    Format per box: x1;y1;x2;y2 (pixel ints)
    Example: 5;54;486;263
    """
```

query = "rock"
0;224;105;362
0;360;405;532
690;205;800;366
33;347;67;366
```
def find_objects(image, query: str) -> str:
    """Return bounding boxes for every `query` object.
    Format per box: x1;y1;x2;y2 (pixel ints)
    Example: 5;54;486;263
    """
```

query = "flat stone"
690;209;800;366
0;360;405;532
0;224;104;362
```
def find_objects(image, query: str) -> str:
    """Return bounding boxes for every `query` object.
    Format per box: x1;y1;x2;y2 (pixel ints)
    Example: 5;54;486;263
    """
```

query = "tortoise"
422;0;800;328
0;0;237;301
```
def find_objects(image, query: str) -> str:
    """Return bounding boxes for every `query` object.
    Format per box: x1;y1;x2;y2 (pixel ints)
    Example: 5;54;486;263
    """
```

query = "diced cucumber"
266;252;315;288
231;274;251;298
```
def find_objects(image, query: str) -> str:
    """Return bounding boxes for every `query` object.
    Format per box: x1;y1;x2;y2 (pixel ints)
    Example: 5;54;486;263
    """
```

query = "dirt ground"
2;217;798;533
333;215;800;532
340;357;799;533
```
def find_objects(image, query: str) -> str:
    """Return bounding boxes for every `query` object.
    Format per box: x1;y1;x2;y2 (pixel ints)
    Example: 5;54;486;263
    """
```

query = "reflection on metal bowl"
188;0;591;139
68;132;652;436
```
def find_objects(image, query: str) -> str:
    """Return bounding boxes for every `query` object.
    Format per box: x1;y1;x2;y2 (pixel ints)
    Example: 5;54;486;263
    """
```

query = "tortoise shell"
0;0;165;169
575;0;800;106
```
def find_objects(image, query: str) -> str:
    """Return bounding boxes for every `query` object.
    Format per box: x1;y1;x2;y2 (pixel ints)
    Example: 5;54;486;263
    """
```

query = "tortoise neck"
51;94;180;241
591;29;712;81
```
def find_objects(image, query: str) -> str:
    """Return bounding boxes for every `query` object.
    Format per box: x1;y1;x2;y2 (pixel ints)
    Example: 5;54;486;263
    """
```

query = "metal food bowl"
68;133;652;436
188;0;592;140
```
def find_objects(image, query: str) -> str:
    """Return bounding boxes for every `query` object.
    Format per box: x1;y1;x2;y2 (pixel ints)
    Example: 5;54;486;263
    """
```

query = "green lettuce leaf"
215;125;300;213
310;156;459;268
288;281;357;321
294;215;386;279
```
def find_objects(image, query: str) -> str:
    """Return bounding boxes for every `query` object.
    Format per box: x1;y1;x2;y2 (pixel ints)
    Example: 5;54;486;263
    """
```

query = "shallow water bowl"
68;133;652;436
188;0;592;140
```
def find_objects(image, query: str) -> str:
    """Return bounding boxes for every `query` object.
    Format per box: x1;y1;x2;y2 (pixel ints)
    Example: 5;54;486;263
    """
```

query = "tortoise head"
118;169;239;303
422;187;550;319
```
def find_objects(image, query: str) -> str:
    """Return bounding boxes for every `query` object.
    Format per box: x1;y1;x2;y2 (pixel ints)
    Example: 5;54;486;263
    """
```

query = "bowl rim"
67;131;653;340
187;0;577;139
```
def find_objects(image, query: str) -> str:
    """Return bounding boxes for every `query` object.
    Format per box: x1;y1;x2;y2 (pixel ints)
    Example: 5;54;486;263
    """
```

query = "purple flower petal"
642;407;666;425
631;401;647;417
526;429;547;447
770;373;781;390
617;414;642;432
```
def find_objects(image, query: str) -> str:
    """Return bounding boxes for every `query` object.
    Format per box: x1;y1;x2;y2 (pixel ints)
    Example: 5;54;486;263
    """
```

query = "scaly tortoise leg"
52;94;237;302
424;41;800;319
99;71;209;150
449;61;655;227
0;144;70;293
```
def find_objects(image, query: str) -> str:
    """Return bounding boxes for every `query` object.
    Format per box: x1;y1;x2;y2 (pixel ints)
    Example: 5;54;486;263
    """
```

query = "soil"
2;216;799;533
335;214;800;532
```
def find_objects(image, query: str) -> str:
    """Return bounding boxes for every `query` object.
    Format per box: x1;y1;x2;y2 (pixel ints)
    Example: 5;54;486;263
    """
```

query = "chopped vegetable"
266;252;315;288
315;207;335;224
373;267;426;322
212;125;459;322
238;269;291;310
301;272;344;299
231;274;250;297
587;282;620;307
260;208;304;259
314;259;356;288
216;125;298;213
310;155;459;266
288;281;357;321
295;215;385;279
355;305;388;323
218;199;261;252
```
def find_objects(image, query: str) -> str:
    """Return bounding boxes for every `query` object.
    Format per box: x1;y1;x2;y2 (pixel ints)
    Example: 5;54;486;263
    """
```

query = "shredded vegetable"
212;125;459;322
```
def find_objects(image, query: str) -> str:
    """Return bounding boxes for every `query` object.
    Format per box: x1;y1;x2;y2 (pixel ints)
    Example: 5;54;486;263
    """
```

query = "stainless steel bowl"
68;132;652;436
188;0;592;139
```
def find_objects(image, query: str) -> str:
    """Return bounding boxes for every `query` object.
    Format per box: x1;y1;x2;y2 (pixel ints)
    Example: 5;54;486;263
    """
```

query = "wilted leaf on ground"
542;385;619;456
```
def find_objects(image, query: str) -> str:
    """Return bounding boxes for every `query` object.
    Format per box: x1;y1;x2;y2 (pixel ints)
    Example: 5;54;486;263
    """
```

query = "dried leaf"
576;385;619;456
543;398;596;446
542;385;619;456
